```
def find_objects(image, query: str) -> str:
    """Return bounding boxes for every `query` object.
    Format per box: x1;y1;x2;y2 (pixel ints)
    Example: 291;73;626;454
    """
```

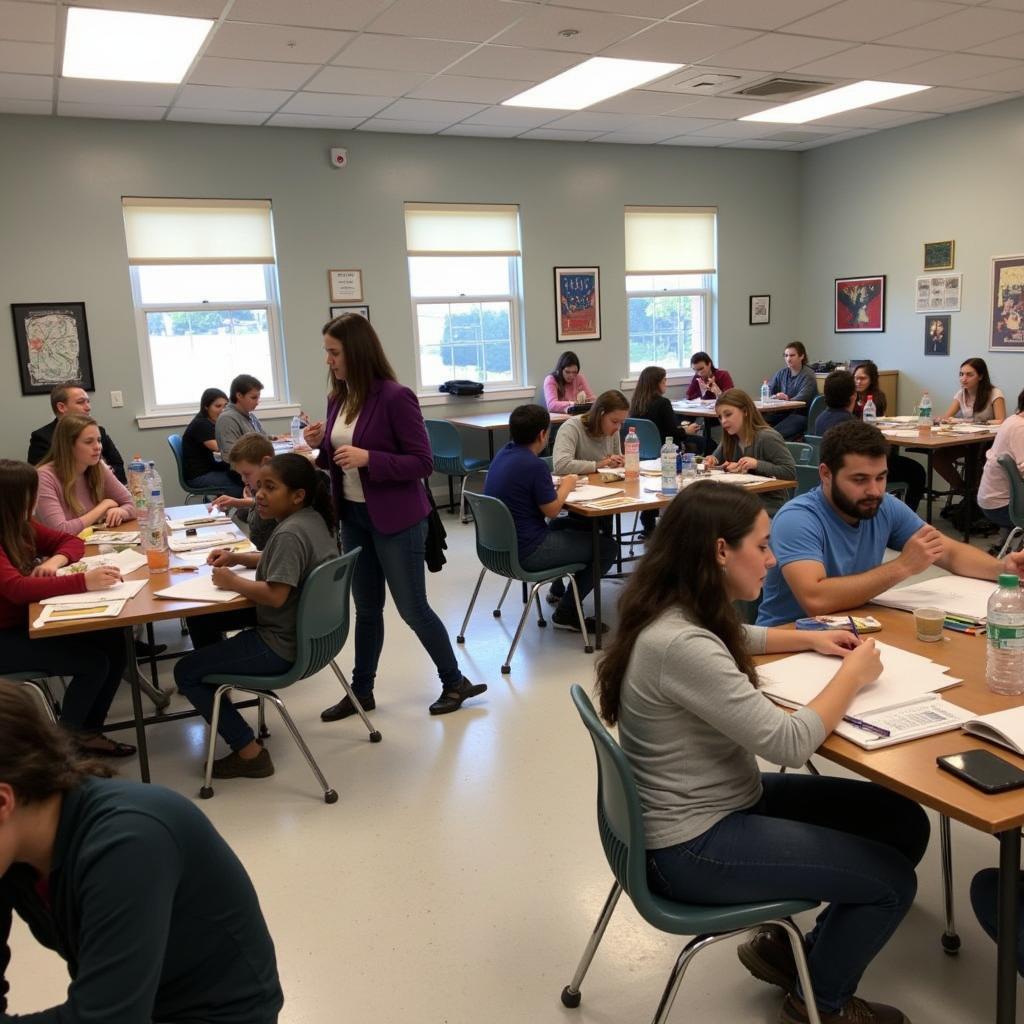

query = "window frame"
625;272;715;377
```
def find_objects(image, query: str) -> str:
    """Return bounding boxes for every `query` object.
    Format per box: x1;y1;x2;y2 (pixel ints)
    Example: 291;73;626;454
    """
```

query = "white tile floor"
7;508;1020;1023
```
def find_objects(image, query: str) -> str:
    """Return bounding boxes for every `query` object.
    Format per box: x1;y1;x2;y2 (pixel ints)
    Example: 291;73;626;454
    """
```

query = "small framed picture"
554;266;601;342
10;301;94;396
328;269;363;303
924;315;950;356
924;240;955;272
749;294;770;325
329;304;370;322
835;275;885;333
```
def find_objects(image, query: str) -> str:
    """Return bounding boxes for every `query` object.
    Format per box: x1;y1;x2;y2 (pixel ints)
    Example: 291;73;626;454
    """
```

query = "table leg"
996;827;1020;1024
925;450;934;525
703;418;713;450
123;626;151;783
962;445;979;543
592;519;603;651
487;429;495;461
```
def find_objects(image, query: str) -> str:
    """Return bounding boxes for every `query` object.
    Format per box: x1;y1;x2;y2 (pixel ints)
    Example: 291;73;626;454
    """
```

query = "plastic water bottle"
624;427;640;480
141;461;169;573
127;455;147;512
660;438;678;495
291;415;305;448
986;575;1024;695
918;391;932;427
863;395;877;423
680;452;695;480
760;380;770;404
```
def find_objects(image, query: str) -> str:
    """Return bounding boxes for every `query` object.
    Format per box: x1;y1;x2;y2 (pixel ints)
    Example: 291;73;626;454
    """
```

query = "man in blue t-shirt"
758;419;1024;626
484;404;617;633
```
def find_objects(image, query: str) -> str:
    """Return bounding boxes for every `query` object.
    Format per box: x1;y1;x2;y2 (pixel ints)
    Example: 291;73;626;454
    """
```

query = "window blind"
624;207;717;275
404;203;521;256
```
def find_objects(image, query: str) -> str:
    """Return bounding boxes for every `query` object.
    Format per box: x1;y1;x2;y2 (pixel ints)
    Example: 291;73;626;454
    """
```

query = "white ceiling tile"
895;52;1022;84
409;74;530;103
228;0;392;31
985;0;1024;9
0;1;55;43
60;78;178;105
175;84;295;111
57;101;165;120
657;134;732;145
332;34;475;73
462;104;559;126
207;23;354;64
494;7;656;54
375;97;487;121
588;88;694;114
884;6;1024;49
189;57;315;90
358;117;450;133
65;0;223;14
518;126;606;140
304;65;428;96
970;29;1024;57
813;106;942;128
0;39;51;74
879;84;1008;110
0;96;49;113
279;91;392;116
0;69;49;99
167;107;270;124
667;95;772;117
959;64;1024;89
266;112;364;128
440;122;522;136
603;20;761;63
679;0;846;31
791;43;937;77
707;32;853;71
556;0;694;16
447;44;580;80
543;110;645;131
367;0;527;43
688;118;781;137
590;115;727;142
784;0;961;43
721;138;795;147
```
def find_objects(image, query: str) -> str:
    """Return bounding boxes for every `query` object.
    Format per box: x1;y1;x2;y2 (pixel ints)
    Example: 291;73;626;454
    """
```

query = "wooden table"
672;399;806;447
28;510;254;783
448;411;569;459
565;472;795;647
757;606;1024;1023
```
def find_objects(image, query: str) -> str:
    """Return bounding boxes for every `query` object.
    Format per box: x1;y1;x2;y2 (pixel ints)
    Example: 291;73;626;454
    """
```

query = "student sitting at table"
215;373;268;460
757;420;1024;627
0;680;282;1022
597;481;929;1024
173;454;339;780
209;433;277;550
485;404;616;634
543;350;594;413
852;361;887;419
0;459;134;757
765;342;817;440
686;350;734;400
552;389;628;476
977;386;1024;532
702;389;795;515
181;387;245;498
813;370;858;436
34;415;137;535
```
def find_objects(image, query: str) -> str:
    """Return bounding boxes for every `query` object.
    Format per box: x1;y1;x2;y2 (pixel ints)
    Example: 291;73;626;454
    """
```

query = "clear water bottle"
141;461;168;573
760;380;770;404
863;395;877;423
291;415;305;448
918;391;932;428
624;427;640;480
660;438;678;495
680;452;695;480
127;454;147;512
987;574;1024;695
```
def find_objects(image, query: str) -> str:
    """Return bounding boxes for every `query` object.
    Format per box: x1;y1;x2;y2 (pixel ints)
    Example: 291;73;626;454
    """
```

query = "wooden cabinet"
816;369;898;415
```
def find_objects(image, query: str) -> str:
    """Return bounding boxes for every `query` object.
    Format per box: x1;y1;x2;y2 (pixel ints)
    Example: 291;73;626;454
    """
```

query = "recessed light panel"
741;80;930;124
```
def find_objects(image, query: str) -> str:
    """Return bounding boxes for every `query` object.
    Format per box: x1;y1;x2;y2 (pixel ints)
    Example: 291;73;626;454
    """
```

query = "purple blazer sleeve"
364;387;434;483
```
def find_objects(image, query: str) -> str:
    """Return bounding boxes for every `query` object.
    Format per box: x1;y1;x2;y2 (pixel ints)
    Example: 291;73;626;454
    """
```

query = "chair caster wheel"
584;645;594;654
324;789;338;804
561;986;581;1008
492;610;501;618
941;933;961;955
537;619;547;628
369;731;382;743
456;635;465;644
199;786;214;799
501;664;511;674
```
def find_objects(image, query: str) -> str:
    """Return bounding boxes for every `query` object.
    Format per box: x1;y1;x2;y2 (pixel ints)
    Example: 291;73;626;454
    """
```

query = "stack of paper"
166;510;230;530
89;530;141;545
40;579;147;605
871;576;993;625
569;484;624;502
168;530;243;553
57;549;147;576
154;568;257;603
34;600;128;627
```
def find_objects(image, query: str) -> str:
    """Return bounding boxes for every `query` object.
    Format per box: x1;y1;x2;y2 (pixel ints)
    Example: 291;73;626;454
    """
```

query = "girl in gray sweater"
552;389;628;476
594;482;928;1024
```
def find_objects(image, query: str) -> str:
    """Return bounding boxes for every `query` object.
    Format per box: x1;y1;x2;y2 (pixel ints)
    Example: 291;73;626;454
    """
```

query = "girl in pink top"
35;415;137;534
544;350;594;413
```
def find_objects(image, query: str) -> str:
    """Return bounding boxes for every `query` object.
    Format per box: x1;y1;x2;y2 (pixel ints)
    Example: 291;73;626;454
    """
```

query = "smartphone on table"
937;749;1024;794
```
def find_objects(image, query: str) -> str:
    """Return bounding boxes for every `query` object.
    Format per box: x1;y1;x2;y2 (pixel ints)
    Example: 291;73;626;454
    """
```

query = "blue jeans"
520;528;617;617
187;468;244;498
971;868;1024;977
340;501;461;697
983;504;1013;528
646;772;929;1012
767;411;808;440
174;624;291;750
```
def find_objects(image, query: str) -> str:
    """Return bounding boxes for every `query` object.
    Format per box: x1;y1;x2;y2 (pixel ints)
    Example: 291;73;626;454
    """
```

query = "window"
404;204;523;391
123;199;286;413
624;207;717;374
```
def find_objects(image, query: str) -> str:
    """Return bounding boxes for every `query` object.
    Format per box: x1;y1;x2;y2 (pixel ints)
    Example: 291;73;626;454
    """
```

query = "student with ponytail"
0;680;283;1022
173;454;340;781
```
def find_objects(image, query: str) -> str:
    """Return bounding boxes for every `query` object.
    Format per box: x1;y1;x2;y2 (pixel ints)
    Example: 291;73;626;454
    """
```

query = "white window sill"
418;386;535;407
136;403;303;430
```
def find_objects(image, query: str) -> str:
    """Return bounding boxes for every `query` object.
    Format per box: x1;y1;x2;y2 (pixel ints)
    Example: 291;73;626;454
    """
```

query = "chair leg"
257;696;269;739
998;527;1024;560
146;622;160;689
493;578;512;618
940;815;961;954
566;574;593;655
258;690;338;804
651;933;718;1024
535;591;547;627
628;510;640;557
457;568;487;643
327;661;381;743
560;881;623;1008
775;917;823;1024
503;582;542;674
199;683;233;799
447;476;455;514
21;680;58;725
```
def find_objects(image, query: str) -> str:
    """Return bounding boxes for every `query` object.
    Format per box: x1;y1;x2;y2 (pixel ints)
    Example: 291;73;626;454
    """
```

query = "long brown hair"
596;482;762;725
583;389;629;438
550;350;581;399
0;680;113;802
629;366;666;418
322;313;397;420
38;414;103;514
715;388;769;461
0;460;40;575
962;357;994;417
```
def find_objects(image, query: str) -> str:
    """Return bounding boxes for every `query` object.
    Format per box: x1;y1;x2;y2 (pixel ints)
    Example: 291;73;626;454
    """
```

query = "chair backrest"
167;433;191;491
463;491;525;580
795;464;820;497
785;441;812;465
623;418;663;461
807;394;826;432
802;434;823;463
425;419;462;460
998;454;1024;528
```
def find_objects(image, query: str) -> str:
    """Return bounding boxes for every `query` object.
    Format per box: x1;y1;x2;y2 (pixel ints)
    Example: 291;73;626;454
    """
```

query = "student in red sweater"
0;460;134;757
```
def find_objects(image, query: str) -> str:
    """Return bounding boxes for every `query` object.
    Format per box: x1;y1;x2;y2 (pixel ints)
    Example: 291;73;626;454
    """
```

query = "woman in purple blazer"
305;314;486;718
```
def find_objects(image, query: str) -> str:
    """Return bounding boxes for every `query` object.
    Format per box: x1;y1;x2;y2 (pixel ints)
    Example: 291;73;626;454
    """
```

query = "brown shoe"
738;925;797;991
210;747;274;779
780;993;911;1024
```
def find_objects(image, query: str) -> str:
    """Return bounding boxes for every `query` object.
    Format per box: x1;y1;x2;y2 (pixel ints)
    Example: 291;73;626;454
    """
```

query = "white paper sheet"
166;511;230;531
568;484;624;501
40;578;147;606
168;530;245;552
89;530;141;545
33;599;128;628
153;568;257;603
57;548;147;576
871;575;995;624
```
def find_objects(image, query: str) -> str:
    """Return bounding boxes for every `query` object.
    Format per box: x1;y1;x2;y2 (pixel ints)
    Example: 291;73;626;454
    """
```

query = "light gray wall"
0;113;800;501
799;95;1024;415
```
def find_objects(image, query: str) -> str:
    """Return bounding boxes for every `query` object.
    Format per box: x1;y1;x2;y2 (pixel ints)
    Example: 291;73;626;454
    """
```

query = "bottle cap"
999;574;1020;588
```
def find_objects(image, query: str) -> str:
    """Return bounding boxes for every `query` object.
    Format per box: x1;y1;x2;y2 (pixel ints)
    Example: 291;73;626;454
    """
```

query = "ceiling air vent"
732;77;832;100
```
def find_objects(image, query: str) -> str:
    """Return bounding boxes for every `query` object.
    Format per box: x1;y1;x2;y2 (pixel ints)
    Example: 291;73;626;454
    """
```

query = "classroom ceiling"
3;0;1024;149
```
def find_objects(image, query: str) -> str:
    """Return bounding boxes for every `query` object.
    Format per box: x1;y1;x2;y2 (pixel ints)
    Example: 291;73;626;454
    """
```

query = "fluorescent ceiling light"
503;57;682;111
63;7;214;84
741;80;930;124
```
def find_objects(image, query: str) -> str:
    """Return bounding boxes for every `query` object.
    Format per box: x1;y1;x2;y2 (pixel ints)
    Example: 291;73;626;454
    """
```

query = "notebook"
961;706;1024;757
871;576;994;626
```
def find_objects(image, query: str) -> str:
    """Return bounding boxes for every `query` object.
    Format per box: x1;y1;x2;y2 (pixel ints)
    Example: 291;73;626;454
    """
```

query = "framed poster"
924;315;950;356
749;294;770;325
924;240;955;271
327;269;363;303
10;301;94;396
834;276;885;333
991;254;1024;351
329;304;370;322
915;274;961;313
554;266;601;342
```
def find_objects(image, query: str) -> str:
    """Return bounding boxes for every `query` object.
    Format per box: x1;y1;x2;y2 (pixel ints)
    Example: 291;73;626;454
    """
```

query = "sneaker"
546;585;565;605
551;609;609;634
429;676;487;715
211;747;274;780
737;925;797;991
321;693;375;722
779;993;910;1024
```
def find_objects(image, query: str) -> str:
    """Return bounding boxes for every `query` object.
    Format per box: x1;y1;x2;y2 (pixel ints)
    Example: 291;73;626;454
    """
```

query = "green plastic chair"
459;492;592;674
622;417;663;460
2;672;59;724
806;395;826;433
424;419;490;522
785;441;813;465
795;464;820;496
996;453;1024;558
198;550;380;804
802;434;823;463
167;433;221;504
562;685;821;1023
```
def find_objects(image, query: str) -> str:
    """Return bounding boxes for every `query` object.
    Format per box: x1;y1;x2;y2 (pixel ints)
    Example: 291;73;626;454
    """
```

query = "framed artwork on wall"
915;274;962;313
924;315;950;356
554;266;601;342
834;276;885;333
749;294;770;325
924;240;955;271
327;269;363;303
991;255;1024;351
329;304;370;322
10;301;94;396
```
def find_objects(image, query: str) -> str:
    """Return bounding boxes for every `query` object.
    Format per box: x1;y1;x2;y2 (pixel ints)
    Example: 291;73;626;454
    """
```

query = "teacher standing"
305;314;486;719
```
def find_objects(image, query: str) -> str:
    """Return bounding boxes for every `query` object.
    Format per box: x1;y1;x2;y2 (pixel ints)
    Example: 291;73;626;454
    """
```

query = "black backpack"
438;379;484;396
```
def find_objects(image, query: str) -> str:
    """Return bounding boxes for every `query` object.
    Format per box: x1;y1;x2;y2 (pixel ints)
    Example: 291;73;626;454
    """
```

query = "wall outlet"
110;390;124;408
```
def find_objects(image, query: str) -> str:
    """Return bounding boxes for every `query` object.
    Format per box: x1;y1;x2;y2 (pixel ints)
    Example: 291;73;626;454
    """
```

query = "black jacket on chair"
28;418;127;483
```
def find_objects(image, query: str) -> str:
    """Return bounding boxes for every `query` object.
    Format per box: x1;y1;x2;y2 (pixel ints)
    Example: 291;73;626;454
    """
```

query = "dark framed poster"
554;266;601;342
990;255;1024;351
834;276;885;333
10;301;94;396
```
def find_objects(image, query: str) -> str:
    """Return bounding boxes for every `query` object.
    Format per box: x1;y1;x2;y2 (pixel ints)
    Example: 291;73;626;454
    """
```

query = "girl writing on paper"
595;482;928;1024
544;350;595;413
0;459;134;757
